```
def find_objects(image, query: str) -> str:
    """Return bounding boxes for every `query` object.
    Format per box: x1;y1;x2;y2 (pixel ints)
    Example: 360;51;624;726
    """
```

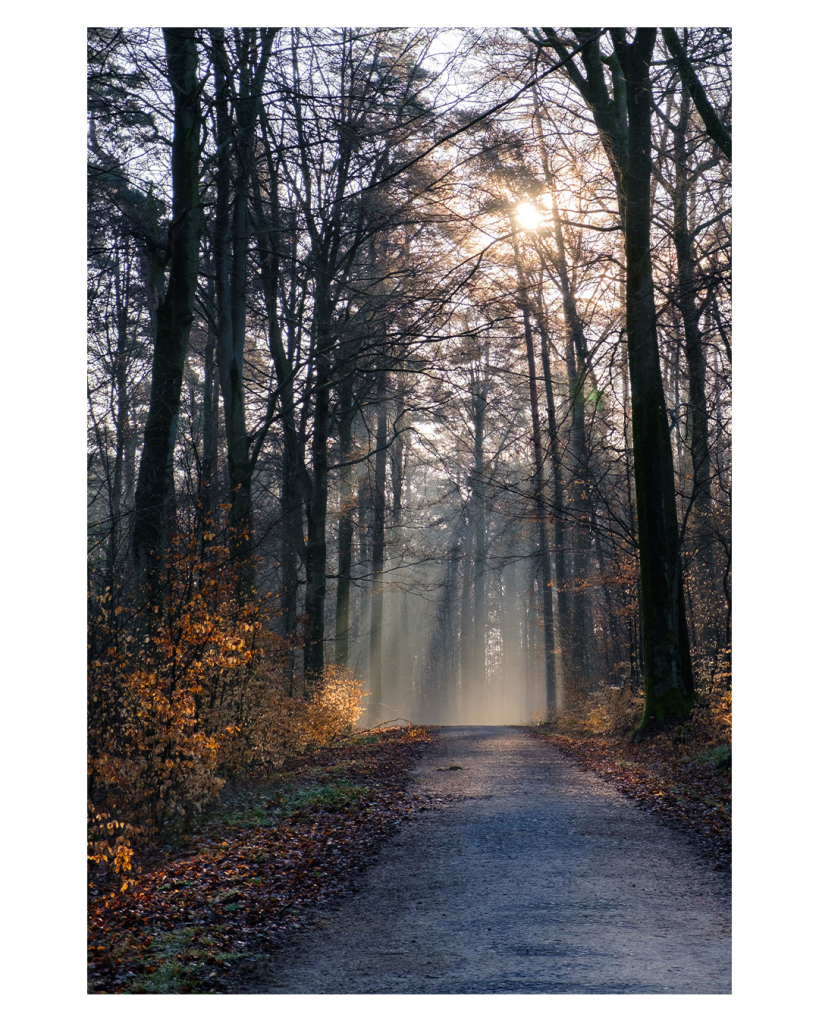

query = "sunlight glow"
515;201;548;232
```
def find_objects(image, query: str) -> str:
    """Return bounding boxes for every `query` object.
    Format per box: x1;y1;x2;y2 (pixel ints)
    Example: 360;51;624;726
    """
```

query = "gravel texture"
239;725;731;994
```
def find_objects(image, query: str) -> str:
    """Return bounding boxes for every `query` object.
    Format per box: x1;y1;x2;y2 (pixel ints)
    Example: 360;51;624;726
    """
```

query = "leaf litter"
87;726;431;994
89;723;730;993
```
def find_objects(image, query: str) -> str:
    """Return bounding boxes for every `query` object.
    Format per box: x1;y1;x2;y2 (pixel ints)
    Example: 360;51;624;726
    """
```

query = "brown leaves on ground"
532;729;731;872
87;726;430;994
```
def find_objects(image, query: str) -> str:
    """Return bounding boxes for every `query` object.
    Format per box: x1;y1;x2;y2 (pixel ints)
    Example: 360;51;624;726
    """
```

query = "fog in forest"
343;545;543;727
88;27;730;738
319;439;564;727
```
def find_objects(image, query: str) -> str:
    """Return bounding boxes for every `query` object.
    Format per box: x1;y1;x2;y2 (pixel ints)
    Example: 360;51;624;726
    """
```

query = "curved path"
241;726;730;994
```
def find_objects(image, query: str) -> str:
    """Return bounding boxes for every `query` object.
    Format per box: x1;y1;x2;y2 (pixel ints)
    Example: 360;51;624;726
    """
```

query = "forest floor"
87;722;731;994
87;725;432;994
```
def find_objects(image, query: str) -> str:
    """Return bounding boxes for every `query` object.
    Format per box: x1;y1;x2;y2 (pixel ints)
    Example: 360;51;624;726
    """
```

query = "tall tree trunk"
368;370;388;718
471;358;488;695
544;184;596;690
610;29;695;724
620;342;642;689
533;119;594;691
525;561;541;710
356;459;372;678
132;28;201;596
303;280;333;677
500;558;524;707
672;86;713;575
543;27;695;726
519;290;557;714
531;303;568;697
458;509;475;718
334;383;356;667
108;257;130;586
253;143;306;681
390;384;405;528
427;537;462;724
210;28;275;597
199;269;220;546
511;232;557;713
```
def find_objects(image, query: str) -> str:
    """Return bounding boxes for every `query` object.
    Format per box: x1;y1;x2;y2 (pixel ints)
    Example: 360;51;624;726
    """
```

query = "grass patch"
695;744;731;772
283;781;370;815
123;926;246;994
222;804;270;827
166;767;372;841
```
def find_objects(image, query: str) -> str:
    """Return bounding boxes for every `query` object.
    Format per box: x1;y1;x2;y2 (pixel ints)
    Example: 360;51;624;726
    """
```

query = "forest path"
237;725;731;994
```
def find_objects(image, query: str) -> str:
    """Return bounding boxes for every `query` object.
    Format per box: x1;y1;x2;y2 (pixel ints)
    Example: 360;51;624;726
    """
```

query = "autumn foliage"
87;726;429;993
88;527;365;887
548;645;731;746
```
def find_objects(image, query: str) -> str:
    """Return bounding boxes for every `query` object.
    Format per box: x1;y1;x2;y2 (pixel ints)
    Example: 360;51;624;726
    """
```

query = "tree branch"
662;28;731;162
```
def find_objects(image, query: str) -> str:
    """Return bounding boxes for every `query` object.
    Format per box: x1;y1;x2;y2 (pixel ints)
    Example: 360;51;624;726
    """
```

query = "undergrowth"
88;725;431;993
88;525;367;894
536;645;731;755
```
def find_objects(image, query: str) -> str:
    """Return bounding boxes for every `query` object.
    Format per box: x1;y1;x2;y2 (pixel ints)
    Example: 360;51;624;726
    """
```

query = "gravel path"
240;726;731;994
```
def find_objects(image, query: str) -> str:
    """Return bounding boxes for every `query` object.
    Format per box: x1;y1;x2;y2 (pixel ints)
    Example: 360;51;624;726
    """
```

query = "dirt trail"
235;726;731;994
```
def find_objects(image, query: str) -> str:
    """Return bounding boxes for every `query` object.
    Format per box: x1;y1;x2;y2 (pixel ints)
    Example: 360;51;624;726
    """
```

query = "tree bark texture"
609;29;695;724
132;28;201;592
543;27;695;723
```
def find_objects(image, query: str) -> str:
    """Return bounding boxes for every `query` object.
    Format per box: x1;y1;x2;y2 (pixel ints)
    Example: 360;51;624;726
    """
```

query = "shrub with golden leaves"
88;531;259;837
86;804;136;891
303;667;365;745
207;657;365;774
543;678;644;738
691;647;732;746
88;524;367;878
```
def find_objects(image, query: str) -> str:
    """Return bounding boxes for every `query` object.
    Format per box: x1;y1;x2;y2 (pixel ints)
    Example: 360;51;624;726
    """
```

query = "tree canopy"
88;26;731;740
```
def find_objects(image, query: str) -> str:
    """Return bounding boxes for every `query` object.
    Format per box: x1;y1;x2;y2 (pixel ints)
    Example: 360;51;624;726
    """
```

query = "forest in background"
87;27;731;872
